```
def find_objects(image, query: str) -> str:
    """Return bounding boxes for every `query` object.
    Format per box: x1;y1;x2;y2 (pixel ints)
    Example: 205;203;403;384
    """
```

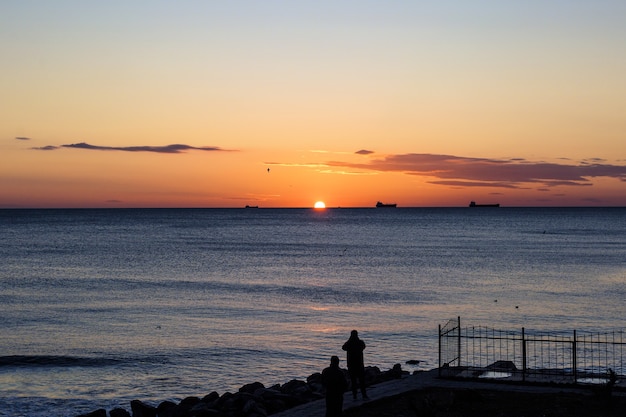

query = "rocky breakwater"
76;364;409;417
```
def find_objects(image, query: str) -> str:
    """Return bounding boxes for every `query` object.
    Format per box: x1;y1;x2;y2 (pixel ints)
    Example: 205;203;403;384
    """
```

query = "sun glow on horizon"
314;201;326;209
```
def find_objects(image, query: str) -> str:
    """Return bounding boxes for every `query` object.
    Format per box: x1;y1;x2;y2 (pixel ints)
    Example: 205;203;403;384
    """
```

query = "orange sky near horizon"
1;1;626;208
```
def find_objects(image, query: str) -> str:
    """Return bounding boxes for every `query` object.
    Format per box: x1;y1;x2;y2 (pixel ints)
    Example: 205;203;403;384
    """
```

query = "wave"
0;355;128;368
0;348;300;370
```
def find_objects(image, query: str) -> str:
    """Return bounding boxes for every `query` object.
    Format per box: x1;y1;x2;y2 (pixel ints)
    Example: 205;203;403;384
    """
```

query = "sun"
314;201;326;209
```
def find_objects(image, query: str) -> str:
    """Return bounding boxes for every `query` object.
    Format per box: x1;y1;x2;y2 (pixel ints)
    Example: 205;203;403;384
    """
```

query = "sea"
1;207;625;417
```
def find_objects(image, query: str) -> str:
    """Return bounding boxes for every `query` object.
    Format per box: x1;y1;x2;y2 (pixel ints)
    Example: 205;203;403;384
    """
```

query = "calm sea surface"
1;208;625;416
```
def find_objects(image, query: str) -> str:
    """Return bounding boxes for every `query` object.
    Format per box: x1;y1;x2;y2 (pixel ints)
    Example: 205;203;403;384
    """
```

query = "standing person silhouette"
321;355;348;417
342;330;369;400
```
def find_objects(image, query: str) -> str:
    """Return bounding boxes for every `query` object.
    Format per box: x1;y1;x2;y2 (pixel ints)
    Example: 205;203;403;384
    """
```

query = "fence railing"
439;317;625;385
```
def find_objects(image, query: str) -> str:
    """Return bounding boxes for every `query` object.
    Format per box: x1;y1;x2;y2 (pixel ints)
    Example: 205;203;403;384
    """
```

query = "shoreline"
74;365;626;417
75;364;409;417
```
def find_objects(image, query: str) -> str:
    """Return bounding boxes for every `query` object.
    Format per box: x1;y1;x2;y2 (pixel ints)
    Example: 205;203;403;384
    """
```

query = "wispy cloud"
264;161;373;176
326;153;626;189
318;169;377;176
427;180;526;189
58;142;231;153
265;161;329;168
31;145;59;151
355;149;374;155
15;137;31;141
307;149;354;155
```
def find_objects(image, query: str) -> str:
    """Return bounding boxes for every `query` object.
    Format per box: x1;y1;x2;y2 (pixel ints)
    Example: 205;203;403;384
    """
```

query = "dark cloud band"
330;153;626;188
31;145;59;151
60;142;227;153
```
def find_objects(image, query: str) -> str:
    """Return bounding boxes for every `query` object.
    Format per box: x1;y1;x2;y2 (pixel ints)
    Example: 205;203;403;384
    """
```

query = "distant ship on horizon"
469;201;500;207
376;201;397;208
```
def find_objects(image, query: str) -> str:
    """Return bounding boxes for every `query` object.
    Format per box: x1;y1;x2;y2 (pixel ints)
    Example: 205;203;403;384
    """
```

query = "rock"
157;400;177;410
212;391;233;410
280;379;309;396
254;386;301;410
158;396;201;417
110;408;131;417
201;392;219;404
155;400;177;417
80;364;407;417
306;372;324;394
179;396;201;408
306;372;322;385
307;381;324;394
189;401;220;417
220;392;252;413
263;398;288;414
233;392;257;406
386;363;408;379
211;391;262;416
239;381;265;394
178;397;201;410
189;409;221;417
242;398;257;414
130;399;157;417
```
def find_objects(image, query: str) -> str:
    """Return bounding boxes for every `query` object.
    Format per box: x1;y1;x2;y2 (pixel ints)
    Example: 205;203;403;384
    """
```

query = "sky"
2;1;625;208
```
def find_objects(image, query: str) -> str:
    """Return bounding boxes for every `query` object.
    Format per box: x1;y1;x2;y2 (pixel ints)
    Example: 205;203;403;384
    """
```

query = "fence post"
457;316;461;368
438;323;442;377
522;327;526;382
573;329;577;384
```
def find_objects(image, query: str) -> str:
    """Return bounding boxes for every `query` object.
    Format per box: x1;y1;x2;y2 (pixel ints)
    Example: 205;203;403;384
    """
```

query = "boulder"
242;398;258;414
130;399;157;417
201;392;219;404
155;396;202;417
385;363;408;379
239;381;265;394
263;398;288;414
212;391;233;410
306;372;322;385
155;400;177;417
188;401;220;417
280;379;309;396
232;392;257;407
180;396;200;406
110;408;131;417
253;386;300;412
77;363;409;417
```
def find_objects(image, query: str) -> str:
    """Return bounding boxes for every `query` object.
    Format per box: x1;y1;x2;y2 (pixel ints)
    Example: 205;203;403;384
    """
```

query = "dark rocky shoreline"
76;364;409;417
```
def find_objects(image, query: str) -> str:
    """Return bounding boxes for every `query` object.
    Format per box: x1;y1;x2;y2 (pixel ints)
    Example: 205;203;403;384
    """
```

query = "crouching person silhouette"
321;355;348;417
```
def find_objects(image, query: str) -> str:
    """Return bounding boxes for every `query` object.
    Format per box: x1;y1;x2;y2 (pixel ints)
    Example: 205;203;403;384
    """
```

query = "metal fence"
439;317;626;385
